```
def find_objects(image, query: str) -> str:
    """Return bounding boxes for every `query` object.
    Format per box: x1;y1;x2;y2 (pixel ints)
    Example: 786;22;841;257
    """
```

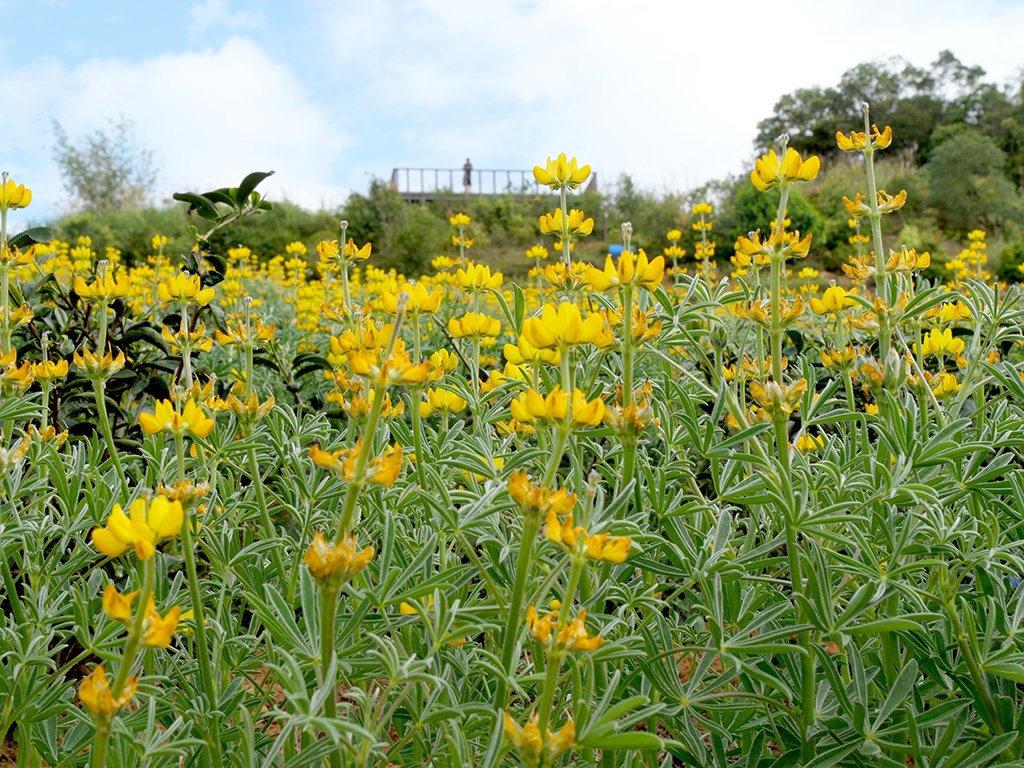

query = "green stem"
176;434;224;768
495;516;540;709
94;382;128;498
319;585;344;768
110;558;155;697
946;595;1002;737
247;443;288;589
89;717;111;768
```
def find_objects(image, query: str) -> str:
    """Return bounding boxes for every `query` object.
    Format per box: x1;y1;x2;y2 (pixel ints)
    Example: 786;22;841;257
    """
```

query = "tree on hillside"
754;51;1018;164
926;127;1022;232
52;117;158;211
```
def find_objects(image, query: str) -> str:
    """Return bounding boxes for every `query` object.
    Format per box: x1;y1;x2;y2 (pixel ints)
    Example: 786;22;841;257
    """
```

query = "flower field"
3;122;1024;768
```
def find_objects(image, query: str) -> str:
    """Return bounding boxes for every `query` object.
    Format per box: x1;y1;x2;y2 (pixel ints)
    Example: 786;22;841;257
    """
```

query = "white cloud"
189;0;263;35
0;37;350;227
320;0;1024;200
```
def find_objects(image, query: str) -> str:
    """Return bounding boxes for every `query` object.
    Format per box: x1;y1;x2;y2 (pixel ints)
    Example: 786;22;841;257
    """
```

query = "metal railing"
389;168;597;199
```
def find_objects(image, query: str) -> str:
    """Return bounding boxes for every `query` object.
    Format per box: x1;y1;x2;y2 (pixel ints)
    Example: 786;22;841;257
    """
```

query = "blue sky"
2;0;1023;229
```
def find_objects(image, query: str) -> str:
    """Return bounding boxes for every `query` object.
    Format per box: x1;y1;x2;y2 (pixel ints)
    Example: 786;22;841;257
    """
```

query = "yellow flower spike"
157;273;215;306
510;387;569;425
368;444;403;486
102;584;139;624
570;389;606;428
214;316;275;346
31;358;69;383
429;348;459;373
143;598;182;648
533;152;591;190
78;664;137;718
447;312;501;339
302;531;374;584
538;207;594;238
751;147;820;191
557;610;604;652
795;433;825;453
526;604;558;643
503;711;576;767
525;244;549;261
520;302;605;350
420;387;468;418
836;124;892;152
90;495;184;560
748;379;807;416
138;398;214;439
809;285;857;315
918;327;966;360
449;212;471;228
381;282;441;315
0;178;32;211
74;272;132;303
585;248;665;292
931;372;961;398
342;238;372;261
583;531;632;563
504;335;561;367
454;263;502;291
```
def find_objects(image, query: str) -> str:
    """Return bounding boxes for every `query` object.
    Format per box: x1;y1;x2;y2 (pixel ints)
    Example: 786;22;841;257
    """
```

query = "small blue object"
608;244;635;257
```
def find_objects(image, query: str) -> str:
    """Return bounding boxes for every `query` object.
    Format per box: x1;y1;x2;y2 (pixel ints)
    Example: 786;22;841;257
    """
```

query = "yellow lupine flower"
138;398;215;439
75;272;132;302
309;441;403;486
836;124;892;152
79;664;137;718
809;285;857;315
750;147;820;191
91;495;184;560
102;584;138;624
546;509;632;563
420;387;468;417
303;531;374;583
507;471;576;517
342;238;372;261
931;372;960;398
571;389;606;427
0;178;32;210
449;212;471;227
31;358;69;383
918;327;966;360
503;336;560;367
429;348;459;373
520;302;605;350
533;152;591;190
448;312;501;339
157;273;215;306
142;596;182;648
73;349;126;379
503;712;575;767
454;263;502;291
584;248;665;292
347;345;433;386
538;207;594;238
795;433;825;453
557;610;604;652
381;282;441;315
510;387;567;424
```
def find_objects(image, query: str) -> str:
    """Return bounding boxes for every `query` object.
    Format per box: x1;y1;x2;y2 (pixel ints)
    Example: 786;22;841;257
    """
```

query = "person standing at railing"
463;158;472;191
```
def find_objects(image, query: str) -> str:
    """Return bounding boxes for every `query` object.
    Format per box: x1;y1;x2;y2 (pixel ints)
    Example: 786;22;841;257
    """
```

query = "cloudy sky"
2;0;1023;228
